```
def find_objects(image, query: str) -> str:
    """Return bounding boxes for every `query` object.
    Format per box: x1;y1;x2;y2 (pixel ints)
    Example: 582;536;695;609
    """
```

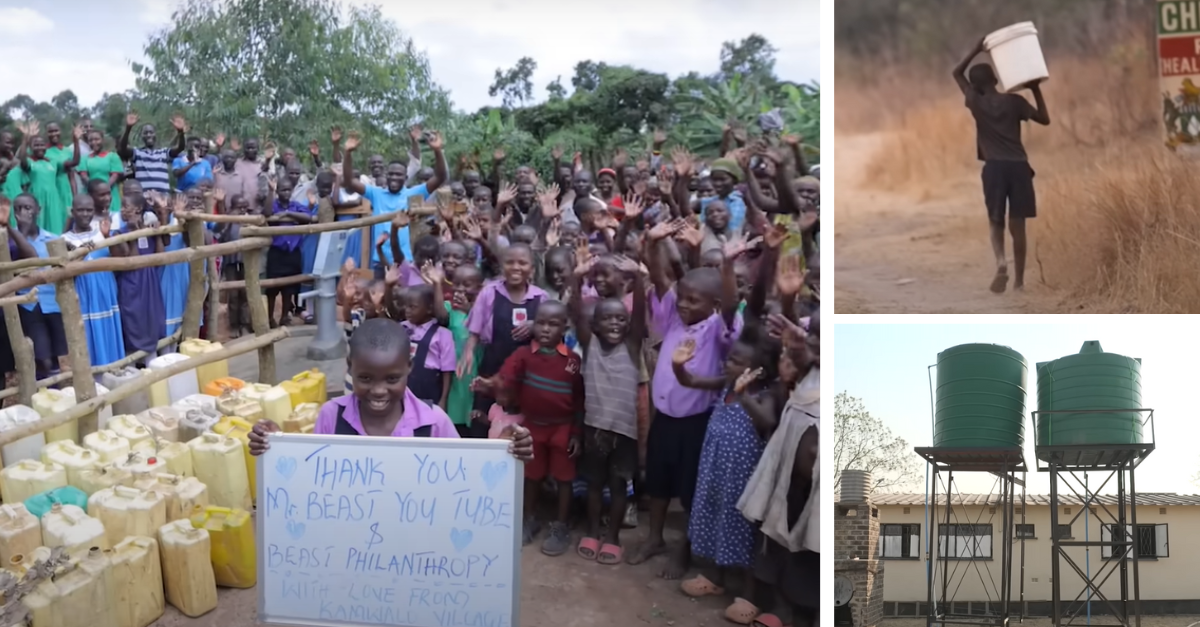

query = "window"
1055;524;1073;540
938;524;992;559
1015;524;1036;538
879;524;920;559
1102;524;1169;559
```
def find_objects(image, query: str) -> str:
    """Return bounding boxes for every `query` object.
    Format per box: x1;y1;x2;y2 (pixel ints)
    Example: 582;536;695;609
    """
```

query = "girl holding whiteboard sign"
248;318;534;461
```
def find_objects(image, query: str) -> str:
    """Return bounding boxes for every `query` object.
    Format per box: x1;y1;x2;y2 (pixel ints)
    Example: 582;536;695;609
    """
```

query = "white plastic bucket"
983;22;1049;93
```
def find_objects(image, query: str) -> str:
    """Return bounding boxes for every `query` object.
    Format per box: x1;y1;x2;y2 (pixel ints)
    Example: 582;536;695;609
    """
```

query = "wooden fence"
0;207;413;448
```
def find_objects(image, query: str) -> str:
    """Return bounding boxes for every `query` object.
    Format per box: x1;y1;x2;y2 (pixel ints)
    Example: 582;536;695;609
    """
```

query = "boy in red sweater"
473;299;583;557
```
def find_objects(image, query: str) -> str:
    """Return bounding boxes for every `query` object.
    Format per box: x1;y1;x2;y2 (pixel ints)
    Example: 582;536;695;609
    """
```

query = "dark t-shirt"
965;92;1037;162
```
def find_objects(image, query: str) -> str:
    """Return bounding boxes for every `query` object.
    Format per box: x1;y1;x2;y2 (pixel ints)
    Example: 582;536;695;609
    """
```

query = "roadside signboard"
1159;0;1200;155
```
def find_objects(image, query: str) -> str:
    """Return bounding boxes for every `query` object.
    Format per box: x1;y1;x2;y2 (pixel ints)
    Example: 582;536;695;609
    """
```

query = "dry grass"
839;40;1200;312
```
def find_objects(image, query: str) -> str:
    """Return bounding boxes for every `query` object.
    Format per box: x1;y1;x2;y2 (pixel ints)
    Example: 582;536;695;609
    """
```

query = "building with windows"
870;493;1200;616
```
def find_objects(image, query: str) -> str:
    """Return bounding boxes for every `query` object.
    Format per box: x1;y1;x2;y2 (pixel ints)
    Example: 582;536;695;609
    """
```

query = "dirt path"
834;133;1065;314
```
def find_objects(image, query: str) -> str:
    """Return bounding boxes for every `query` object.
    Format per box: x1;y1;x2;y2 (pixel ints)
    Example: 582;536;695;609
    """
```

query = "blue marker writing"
414;453;467;485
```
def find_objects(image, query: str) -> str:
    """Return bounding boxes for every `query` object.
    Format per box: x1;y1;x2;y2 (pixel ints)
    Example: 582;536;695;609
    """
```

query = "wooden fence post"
207;257;220;339
0;230;37;406
45;238;99;438
243;247;275;383
180;217;207;340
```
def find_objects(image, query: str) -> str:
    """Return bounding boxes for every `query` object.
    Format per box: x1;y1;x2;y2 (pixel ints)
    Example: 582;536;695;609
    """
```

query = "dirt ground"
148;509;742;626
834;133;1070;314
884;617;1200;627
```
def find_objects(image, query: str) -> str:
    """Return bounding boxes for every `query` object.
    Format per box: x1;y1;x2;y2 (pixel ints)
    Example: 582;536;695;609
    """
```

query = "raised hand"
214;133;226;148
652;128;667;145
25;120;39;138
342;258;357;276
613;254;640;276
574;251;596;278
409;125;423;142
551;145;564;161
437;201;456;225
231;137;241;152
461;217;483;241
767;312;807;352
391;211;410;229
648;218;684;242
724;234;762;259
782;134;801;147
170;115;187;132
763;222;789;249
612;148;629;169
776;254;805;297
731;126;748;144
421;262;445;286
622;193;645;219
632;178;647;196
384;263;401;286
343;132;361;153
545;217;561;247
493;148;505;162
427;130;444;151
0;197;10;225
330;126;343;144
674;223;704;249
213;187;227;204
497;183;517;206
125;112;139;128
635;159;649;173
308;140;320;157
670;147;694;178
733;367;764;395
98;217;111;238
539;184;561;219
264;143;277;161
672;338;697;366
72;124;83;141
376;232;390;249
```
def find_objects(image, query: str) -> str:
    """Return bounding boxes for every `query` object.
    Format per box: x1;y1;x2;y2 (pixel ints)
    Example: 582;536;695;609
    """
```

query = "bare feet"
658;542;690;580
625;539;667;565
989;267;1008;294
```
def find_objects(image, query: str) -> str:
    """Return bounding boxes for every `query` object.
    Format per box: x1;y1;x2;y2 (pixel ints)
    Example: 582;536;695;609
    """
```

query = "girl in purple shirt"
249;318;533;460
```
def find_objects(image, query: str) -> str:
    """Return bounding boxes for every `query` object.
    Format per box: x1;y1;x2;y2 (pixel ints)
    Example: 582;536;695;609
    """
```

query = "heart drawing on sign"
275;456;298;481
480;460;508;492
287;519;306;540
450;528;474;552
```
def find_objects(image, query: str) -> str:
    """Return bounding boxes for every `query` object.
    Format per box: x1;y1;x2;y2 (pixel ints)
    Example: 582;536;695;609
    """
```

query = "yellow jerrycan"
108;536;165;627
189;505;256;588
188;433;251;510
0;460;66;504
179;338;229;391
135;473;209;522
40;503;108;558
81;430;130;465
157;519;217;617
87;485;167;547
0;503;41;572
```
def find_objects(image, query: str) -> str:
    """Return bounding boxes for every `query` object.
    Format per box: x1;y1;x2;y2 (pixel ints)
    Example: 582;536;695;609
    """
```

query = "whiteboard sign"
257;433;523;627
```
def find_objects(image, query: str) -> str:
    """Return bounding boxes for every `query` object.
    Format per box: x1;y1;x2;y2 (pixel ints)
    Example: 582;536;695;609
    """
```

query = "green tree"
719;34;778;83
545;76;566;102
133;0;451;157
834;392;921;493
489;57;538;108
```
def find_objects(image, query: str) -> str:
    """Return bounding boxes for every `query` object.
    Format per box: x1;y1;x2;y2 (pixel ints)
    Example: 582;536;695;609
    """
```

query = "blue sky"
835;322;1197;495
0;0;820;113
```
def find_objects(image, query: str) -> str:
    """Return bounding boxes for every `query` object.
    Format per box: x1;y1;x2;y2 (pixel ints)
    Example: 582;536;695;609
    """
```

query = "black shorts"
982;160;1037;222
266;246;303;279
18;306;67;363
579;425;637;486
644;408;711;511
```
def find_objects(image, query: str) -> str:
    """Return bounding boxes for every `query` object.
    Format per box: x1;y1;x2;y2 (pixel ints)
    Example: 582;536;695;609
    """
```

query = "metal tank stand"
1033;409;1156;627
915;447;1028;627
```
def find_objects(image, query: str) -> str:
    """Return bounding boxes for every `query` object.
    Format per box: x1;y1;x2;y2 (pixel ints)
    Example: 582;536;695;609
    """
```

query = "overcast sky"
835;322;1196;496
0;0;820;113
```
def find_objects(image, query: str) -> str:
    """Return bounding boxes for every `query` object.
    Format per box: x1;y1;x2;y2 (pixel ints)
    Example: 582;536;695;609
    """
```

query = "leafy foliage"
489;57;538;109
834;392;922;493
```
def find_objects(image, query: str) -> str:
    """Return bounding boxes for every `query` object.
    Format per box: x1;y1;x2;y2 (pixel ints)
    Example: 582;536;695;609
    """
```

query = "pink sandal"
576;537;600;561
597;543;623;565
753;614;791;627
679;574;726;597
724;597;761;625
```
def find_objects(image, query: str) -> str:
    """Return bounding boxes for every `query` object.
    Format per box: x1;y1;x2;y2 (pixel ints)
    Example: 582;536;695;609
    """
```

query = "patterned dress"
688;388;766;568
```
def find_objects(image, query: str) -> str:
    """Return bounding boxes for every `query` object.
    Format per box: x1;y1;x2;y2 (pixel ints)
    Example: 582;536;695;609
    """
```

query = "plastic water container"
102;366;150;416
0;460;66;504
8;545;53;577
134;407;182;442
76;464;132;497
82;429;131;464
131;438;194;478
179;339;229;391
106;414;153;450
158;519;218;617
237;383;272;408
202;376;245;398
61;382;112;431
188;433;251;510
983;22;1050;93
40;441;100;488
32;388;77;443
279;380;305;408
190;505;256;588
21;546;118;627
0;503;41;571
0;404;47;467
109;536;165;627
260;386;292;427
135;474;208;522
147;353;199;407
179;409;221;443
284;402;319;433
24;485;89;518
218;396;264;425
41;503;108;558
212;418;257;504
173;393;218;415
88;485;167;547
116;452;170;483
291;368;328;404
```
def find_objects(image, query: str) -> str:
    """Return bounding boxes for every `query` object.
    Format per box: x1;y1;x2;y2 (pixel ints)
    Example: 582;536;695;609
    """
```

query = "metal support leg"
299;275;347;361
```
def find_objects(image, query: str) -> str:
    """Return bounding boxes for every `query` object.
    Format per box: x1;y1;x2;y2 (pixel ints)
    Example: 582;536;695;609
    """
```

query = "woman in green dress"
44;123;79;206
17;121;80;234
78;129;123;215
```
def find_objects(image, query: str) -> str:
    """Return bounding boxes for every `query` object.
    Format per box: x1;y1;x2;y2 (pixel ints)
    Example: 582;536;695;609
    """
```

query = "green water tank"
1036;341;1142;446
933;343;1029;448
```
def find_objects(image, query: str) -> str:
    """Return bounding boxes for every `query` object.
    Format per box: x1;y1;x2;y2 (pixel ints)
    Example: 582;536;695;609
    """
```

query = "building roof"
867;493;1200;507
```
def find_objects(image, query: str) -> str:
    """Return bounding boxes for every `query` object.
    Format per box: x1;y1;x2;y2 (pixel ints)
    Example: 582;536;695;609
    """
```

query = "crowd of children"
1;115;820;627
